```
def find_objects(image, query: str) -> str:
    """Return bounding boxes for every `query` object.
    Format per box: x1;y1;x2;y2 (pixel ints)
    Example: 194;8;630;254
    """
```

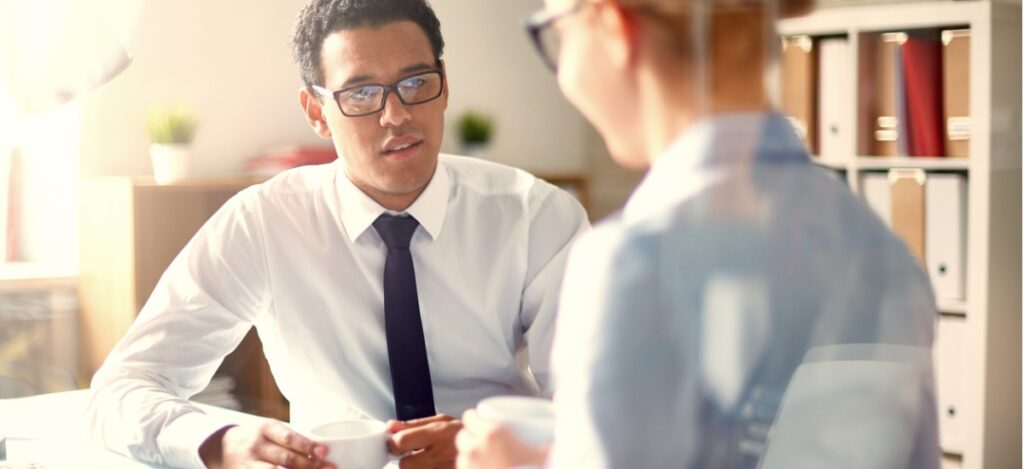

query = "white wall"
80;0;316;177
432;0;589;172
80;0;590;177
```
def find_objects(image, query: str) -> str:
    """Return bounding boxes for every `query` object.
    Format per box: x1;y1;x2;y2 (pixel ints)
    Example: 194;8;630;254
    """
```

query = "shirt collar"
336;160;449;242
623;112;808;223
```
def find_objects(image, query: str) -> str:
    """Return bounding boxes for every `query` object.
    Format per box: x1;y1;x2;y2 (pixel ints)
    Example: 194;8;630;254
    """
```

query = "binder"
942;29;971;158
889;170;926;264
781;36;817;154
902;32;945;157
934;315;967;452
861;172;891;226
894;43;911;157
817;38;851;162
926;174;967;300
868;33;905;157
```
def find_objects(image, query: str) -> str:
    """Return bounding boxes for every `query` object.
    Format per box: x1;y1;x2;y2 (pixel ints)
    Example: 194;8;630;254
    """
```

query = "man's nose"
379;91;412;128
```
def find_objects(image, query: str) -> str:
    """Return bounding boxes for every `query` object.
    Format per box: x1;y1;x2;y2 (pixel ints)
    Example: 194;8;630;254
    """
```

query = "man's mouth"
382;138;423;157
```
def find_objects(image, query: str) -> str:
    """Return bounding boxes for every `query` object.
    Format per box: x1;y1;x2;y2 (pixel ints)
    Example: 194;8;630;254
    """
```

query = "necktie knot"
373;214;420;249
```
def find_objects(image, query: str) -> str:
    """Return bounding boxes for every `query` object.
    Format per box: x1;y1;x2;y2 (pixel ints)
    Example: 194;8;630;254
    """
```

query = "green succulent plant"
457;110;494;146
146;106;198;144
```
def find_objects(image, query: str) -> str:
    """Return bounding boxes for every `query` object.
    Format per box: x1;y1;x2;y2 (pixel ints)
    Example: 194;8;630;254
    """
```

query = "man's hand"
387;413;462;468
199;420;334;469
455;409;549;469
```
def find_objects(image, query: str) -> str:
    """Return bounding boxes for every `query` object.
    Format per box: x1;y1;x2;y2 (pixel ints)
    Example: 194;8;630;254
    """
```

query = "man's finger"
398;447;456;469
254;439;321;469
395;413;454;430
263;421;327;459
388;413;455;446
390;420;462;454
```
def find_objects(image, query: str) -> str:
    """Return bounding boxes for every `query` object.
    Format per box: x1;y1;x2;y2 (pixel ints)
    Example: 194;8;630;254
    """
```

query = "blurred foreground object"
0;0;142;115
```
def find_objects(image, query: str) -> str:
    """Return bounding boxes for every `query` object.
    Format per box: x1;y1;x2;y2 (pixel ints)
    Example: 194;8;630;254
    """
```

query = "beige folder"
942;29;970;158
781;36;817;154
889;170;927;265
868;33;905;157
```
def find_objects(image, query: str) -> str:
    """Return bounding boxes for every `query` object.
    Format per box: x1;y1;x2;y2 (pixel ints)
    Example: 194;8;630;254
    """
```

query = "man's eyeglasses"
524;0;587;72
313;69;445;117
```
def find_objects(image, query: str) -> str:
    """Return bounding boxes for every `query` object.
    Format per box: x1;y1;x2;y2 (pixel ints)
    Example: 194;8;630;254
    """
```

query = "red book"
246;145;337;175
902;33;946;157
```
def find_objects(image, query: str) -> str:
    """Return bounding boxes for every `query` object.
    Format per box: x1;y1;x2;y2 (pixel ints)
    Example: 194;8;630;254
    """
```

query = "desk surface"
0;390;264;468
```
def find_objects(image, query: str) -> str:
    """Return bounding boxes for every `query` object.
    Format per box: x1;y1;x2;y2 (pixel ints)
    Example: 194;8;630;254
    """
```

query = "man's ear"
299;87;332;139
597;2;638;70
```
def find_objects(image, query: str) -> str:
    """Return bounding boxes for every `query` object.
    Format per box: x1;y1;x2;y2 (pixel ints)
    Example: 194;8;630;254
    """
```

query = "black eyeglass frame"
524;0;587;72
312;66;446;117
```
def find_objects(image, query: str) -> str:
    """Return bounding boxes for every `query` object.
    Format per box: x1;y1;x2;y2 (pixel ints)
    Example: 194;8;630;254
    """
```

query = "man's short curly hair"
291;0;445;88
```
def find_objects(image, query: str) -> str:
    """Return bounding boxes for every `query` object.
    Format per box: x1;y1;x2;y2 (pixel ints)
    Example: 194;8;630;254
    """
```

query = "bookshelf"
78;176;288;420
780;2;1021;468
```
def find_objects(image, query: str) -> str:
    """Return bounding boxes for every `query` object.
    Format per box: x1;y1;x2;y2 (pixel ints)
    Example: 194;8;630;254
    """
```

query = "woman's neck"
637;10;773;165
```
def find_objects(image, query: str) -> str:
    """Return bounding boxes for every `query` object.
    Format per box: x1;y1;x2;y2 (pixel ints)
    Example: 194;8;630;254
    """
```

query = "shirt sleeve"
85;189;271;468
518;181;590;398
547;225;692;469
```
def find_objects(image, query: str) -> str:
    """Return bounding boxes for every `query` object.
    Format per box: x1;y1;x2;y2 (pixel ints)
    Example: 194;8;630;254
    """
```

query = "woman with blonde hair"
457;0;939;467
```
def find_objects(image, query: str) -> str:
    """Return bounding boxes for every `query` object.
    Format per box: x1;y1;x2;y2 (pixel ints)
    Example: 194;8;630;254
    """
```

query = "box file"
818;38;851;162
868;33;905;156
934;314;967;453
902;32;945;157
889;170;926;264
782;36;818;154
942;29;971;158
926;174;967;300
861;172;891;226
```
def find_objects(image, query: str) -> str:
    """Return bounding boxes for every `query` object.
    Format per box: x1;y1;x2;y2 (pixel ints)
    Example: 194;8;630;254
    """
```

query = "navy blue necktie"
372;214;436;421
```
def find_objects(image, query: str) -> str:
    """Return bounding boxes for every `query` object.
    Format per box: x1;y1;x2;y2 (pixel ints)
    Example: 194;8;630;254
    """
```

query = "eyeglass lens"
338;71;443;116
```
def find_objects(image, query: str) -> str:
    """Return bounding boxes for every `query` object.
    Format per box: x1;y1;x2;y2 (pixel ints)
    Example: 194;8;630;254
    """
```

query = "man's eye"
399;77;426;91
351;87;375;100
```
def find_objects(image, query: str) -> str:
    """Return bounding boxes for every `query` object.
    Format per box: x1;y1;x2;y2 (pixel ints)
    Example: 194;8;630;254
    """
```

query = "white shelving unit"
780;2;1020;468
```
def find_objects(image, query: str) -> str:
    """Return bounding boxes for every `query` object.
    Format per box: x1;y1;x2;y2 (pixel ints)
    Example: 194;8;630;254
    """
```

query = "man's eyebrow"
338;62;437;89
340;74;374;89
399;62;435;75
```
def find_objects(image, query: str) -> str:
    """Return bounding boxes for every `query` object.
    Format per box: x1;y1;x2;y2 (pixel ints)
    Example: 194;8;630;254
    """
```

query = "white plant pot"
149;143;191;184
462;142;490;159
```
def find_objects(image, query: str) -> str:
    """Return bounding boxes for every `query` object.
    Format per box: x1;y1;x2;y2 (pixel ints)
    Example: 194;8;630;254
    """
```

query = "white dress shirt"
548;113;938;469
86;154;589;468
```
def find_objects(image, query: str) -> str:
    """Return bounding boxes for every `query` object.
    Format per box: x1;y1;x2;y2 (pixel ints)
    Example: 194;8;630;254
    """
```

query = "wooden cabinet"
78;176;288;420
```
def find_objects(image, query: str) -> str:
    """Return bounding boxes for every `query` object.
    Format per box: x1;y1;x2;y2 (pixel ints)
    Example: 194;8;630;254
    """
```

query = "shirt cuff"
156;410;238;469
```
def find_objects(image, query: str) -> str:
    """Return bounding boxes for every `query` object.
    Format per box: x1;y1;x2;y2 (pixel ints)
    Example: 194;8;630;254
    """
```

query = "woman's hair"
617;0;813;18
612;0;813;60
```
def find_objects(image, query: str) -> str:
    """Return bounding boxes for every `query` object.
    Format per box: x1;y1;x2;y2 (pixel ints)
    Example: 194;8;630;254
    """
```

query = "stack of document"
192;375;241;410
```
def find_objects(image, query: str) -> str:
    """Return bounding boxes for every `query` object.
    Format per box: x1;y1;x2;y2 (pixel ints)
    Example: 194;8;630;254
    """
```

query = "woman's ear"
596;2;638;70
299;87;332;138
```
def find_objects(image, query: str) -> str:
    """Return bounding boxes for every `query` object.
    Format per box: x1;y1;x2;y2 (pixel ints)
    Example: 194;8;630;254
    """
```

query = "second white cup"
476;396;555;446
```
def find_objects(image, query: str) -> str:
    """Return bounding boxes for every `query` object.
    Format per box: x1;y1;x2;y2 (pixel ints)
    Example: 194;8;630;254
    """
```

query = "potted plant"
146;106;198;184
456;110;494;158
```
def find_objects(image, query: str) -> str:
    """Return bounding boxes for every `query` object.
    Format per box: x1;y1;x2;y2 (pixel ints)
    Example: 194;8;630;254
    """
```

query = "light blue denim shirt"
549;113;939;468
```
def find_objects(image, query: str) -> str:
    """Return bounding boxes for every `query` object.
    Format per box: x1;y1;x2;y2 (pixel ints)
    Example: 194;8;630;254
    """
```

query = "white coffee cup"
307;420;389;469
476;396;555;446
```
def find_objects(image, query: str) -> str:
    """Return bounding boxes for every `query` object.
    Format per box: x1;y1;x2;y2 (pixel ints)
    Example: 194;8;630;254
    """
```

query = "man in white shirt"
86;0;588;467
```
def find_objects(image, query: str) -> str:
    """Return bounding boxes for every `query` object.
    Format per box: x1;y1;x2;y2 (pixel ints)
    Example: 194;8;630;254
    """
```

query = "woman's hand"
455;409;549;469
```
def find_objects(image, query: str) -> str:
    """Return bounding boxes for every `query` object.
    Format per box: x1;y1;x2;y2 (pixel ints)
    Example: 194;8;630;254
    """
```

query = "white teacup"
476;396;555;446
307;420;389;469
